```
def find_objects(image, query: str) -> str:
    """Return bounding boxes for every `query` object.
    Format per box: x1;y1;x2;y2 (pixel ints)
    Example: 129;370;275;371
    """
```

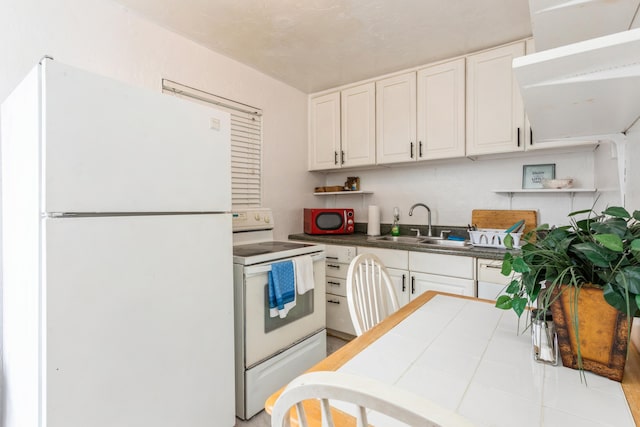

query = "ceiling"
112;0;533;93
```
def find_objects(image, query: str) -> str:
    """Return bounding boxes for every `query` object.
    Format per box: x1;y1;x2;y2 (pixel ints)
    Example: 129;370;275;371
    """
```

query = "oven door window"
264;286;314;333
315;213;343;230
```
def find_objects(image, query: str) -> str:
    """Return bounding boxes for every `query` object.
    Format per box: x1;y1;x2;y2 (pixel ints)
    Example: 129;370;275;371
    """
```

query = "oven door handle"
244;252;326;277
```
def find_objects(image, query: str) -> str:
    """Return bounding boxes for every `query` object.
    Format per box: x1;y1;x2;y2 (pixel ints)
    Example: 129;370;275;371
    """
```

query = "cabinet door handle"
327;299;340;304
327;281;341;286
341;150;345;164
327;264;341;269
411;276;415;294
410;142;414;158
334;151;338;165
419;141;423;158
517;127;521;147
402;274;406;292
530;127;533;146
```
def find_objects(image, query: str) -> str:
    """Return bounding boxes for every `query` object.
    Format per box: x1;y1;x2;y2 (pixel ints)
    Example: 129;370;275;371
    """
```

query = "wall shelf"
313;190;373;196
493;188;598;210
493;188;597;194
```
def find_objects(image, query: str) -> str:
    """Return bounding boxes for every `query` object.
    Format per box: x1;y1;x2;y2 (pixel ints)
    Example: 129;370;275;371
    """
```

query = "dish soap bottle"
391;207;400;236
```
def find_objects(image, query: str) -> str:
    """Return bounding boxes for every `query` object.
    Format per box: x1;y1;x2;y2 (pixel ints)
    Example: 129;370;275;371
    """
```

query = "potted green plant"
496;206;640;381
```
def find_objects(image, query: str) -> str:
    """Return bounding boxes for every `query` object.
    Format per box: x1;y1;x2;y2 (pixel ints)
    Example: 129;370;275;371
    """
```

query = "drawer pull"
327;281;341;286
326;256;339;260
327;264;341;269
327;299;341;304
484;265;502;270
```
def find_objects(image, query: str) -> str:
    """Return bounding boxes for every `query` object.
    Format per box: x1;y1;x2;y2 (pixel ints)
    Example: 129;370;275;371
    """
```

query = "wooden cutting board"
471;209;538;235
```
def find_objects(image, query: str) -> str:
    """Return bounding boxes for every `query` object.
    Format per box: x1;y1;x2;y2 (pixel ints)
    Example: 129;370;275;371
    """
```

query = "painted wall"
0;0;321;240
319;142;621;229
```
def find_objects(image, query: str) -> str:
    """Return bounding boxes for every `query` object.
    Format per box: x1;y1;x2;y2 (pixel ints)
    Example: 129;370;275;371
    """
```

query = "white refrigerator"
1;59;236;427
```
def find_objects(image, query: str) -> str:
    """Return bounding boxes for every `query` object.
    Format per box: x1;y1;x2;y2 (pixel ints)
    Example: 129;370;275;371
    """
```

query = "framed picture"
522;164;555;189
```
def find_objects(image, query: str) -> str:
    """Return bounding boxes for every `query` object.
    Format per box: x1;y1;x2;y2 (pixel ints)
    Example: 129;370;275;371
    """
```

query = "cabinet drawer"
325;261;349;280
326;294;356;335
477;258;508;283
325;245;356;264
356;246;408;270
477;258;519;284
409;251;474;279
326;277;347;297
411;272;475;297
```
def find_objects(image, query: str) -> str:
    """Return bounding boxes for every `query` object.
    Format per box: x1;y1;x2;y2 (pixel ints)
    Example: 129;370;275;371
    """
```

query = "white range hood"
513;27;640;142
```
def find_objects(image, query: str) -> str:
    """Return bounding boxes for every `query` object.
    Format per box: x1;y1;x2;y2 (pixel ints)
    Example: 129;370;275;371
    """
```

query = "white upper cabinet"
466;42;526;156
417;58;466;160
341;83;376;167
309;92;341;170
376;72;417;164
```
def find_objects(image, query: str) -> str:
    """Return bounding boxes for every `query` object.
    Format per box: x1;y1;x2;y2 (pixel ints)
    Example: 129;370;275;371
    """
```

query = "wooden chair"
270;371;475;427
346;253;400;336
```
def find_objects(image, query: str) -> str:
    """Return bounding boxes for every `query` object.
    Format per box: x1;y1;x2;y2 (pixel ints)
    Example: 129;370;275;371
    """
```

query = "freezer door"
42;59;230;213
43;214;234;427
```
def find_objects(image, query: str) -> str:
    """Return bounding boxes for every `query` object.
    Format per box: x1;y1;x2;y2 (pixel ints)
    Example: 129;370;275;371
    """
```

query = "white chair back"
270;371;476;427
346;253;400;336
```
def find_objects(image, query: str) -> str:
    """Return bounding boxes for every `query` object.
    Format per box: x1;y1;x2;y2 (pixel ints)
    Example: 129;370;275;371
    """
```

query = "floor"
234;334;349;427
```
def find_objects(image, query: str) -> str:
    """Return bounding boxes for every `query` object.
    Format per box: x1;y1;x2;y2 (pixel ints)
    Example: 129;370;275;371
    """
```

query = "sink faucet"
408;203;433;237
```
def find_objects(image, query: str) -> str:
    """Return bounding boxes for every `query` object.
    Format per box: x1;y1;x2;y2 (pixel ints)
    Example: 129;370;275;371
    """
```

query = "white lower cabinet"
356;246;476;306
356;246;411;306
324;244;357;336
408;251;475;298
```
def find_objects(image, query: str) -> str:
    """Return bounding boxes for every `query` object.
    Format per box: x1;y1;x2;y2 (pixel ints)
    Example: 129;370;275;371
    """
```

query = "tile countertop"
288;232;510;260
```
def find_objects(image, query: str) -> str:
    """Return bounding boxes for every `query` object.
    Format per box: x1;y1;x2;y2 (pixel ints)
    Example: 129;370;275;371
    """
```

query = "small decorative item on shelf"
345;176;360;191
542;178;574;189
522;163;555;189
314;185;344;193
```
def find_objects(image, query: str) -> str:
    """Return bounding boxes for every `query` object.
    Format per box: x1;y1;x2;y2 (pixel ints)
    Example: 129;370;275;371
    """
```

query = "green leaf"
572;242;617;267
594;234;624;252
633;210;640;222
603;206;631;219
495;295;512;310
511;257;531;273
591;218;629;238
504;233;514;249
501;253;513;276
636;294;640;314
615;266;640;294
568;208;593;217
511;297;528;317
505;279;521;294
631;239;640;252
603;283;628;314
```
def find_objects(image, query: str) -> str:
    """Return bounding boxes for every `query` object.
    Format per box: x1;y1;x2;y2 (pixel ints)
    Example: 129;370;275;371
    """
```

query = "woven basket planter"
549;284;630;382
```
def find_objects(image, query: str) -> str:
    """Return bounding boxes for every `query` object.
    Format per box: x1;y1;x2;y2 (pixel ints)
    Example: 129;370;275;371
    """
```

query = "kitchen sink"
372;236;426;244
419;238;471;248
371;235;471;249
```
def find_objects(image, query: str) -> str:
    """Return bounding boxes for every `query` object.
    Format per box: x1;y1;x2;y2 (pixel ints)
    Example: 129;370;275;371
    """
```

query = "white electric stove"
231;208;327;420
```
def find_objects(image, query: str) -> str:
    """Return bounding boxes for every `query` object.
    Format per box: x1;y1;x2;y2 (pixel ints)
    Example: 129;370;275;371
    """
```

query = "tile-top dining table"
265;291;640;427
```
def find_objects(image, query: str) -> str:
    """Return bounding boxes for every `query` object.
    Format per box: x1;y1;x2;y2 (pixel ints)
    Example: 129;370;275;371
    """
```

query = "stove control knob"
264;216;271;223
254;213;261;221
